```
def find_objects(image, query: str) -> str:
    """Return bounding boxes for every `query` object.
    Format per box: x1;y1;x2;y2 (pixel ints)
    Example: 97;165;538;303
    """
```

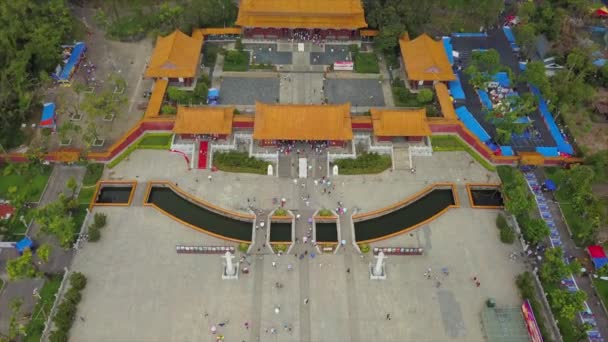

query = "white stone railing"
409;145;433;156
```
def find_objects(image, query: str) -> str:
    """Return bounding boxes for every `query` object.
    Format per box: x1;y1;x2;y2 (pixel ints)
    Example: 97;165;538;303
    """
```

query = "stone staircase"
392;145;410;170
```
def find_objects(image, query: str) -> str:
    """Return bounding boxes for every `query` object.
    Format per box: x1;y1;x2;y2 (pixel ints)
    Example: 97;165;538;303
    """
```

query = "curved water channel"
146;186;253;241
354;188;456;242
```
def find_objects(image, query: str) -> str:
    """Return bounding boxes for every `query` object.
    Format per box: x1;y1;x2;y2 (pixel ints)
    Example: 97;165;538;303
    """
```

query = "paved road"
535;169;608;339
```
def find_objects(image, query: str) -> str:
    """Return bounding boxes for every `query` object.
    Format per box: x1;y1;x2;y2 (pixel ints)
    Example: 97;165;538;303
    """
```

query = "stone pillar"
222;251;239;280
370;251;387;280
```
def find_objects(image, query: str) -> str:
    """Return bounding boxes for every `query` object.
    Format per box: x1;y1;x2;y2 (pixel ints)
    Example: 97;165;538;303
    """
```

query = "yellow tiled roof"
144;79;168;118
434;83;457;120
371;108;431;137
253;102;353;140
173;106;234;134
400;33;456;82
145;30;203;78
236;0;367;29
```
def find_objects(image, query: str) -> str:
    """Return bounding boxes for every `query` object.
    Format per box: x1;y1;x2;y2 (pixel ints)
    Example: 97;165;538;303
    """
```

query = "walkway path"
526;170;608;341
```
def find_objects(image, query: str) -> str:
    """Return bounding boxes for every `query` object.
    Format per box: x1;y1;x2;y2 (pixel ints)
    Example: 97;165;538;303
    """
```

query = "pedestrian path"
524;171;604;342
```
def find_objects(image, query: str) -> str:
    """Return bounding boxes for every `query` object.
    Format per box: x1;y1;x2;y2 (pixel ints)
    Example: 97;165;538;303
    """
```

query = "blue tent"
536;146;560;157
442;37;454;65
40;103;56;128
529;86;574;155
15;237;33;254
492;72;511;88
503;26;516;43
500;146;514;156
448;74;466;100
544;179;557;191
477;90;493;109
55;42;86;81
455;106;491;142
207;88;220;105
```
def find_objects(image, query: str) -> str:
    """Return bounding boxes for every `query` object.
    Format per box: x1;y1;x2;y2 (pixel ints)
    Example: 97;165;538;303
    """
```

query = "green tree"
486;94;535;144
6;250;37;280
502;183;533;217
521;61;551;97
548;288;587;321
66;176;78;199
0;0;74;149
7;298;25;340
82;89;124;121
585;151;608;182
540;247;570;284
520;217;550;245
470;49;501;74
416;89;433;104
37;243;52;264
35;194;78;248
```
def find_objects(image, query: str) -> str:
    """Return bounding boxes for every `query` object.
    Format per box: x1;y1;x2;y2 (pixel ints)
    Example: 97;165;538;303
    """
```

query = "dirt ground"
43;6;154;151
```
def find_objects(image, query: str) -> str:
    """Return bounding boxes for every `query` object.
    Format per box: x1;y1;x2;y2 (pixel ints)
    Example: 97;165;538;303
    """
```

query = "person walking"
386;313;391;320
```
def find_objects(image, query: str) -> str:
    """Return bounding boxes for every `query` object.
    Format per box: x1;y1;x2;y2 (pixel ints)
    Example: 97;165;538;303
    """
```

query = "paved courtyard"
245;43;293;65
310;44;352;65
70;203;523;342
324;79;385;107
219;76;280;105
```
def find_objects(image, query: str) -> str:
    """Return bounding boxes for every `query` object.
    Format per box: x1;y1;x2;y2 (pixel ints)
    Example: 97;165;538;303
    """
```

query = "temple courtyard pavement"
68;150;523;342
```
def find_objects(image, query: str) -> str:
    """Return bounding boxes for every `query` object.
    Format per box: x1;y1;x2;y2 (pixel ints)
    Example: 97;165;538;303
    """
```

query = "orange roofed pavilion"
173;106;235;136
400;33;455;88
371;108;431;141
145;30;203;86
253;102;353;141
237;0;367;29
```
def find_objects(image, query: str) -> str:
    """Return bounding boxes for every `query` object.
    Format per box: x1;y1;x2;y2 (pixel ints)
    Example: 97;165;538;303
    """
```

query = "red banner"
522;300;543;342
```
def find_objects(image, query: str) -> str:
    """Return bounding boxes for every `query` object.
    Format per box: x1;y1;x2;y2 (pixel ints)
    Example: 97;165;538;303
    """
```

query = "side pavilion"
371;108;432;143
399;33;456;89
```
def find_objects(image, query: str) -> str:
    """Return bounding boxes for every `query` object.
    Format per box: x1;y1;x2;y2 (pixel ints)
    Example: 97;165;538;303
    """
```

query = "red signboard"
334;61;354;71
522;300;543;342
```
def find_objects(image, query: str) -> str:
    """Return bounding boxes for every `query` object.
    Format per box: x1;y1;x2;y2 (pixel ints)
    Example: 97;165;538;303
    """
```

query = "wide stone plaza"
69;150;524;342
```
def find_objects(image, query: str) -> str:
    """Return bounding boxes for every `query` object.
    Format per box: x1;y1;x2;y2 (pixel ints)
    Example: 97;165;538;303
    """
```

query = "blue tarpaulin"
477;90;493;109
452;32;488;38
519;62;527;71
455;106;491;142
500;146;514;156
15;237;33;253
57;42;86;81
594;59;607;67
593;257;608;269
486;142;499;151
443;37;454;65
503;26;516;43
40;103;56;128
544;179;557;191
536;146;560;157
530;85;574;155
448;74;466;100
492;72;511;87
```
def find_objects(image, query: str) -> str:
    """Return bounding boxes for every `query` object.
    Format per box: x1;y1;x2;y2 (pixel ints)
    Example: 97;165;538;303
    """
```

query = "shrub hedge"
213;151;269;174
49;272;87;341
333;152;391;175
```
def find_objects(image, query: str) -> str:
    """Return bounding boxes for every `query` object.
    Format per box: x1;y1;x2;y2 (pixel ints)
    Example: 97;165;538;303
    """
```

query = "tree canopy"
363;0;503;54
0;0;75;148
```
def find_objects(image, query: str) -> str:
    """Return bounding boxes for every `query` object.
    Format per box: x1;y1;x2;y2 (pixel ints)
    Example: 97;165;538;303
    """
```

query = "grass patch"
354;53;379;73
24;274;63;342
333;152;391;175
203;44;223;66
82;163;104;186
108;133;173;169
223;50;250;72
71;205;89;235
139;134;172;147
594;278;608;314
77;186;96;205
430;135;496;171
0;165;52;202
213;151;269;174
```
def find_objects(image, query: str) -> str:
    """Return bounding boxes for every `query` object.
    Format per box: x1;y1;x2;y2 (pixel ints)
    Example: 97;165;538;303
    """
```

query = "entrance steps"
393;146;411;170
